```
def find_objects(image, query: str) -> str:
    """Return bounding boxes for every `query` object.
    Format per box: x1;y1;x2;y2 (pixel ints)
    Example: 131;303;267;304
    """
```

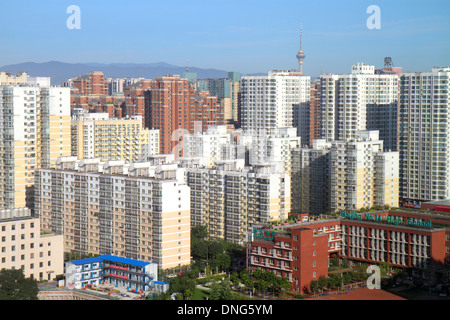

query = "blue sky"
0;0;449;76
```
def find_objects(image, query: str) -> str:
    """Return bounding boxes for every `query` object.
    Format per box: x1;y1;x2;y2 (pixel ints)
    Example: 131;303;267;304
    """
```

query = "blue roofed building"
65;255;162;293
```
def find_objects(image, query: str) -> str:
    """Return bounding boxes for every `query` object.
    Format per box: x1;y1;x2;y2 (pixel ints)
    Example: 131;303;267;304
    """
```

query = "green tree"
169;275;196;300
209;281;222;300
230;271;241;287
327;273;342;289
191;225;208;240
0;269;38;300
317;275;328;292
214;253;231;272
309;279;319;293
209;279;234;300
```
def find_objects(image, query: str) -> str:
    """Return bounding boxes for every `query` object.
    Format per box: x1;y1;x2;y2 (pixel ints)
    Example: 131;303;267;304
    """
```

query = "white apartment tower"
0;82;71;210
240;70;310;133
182;125;236;167
399;67;450;204
320;63;399;151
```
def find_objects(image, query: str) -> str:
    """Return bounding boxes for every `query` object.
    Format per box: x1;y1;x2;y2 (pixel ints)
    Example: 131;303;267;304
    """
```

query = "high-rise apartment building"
71;112;159;163
399;67;450;204
35;157;191;270
228;72;241;124
0;84;71;210
298;81;321;147
145;75;225;154
240;71;310;133
182;126;301;217
197;78;230;101
295;131;399;215
294;139;332;215
185;160;291;244
72;71;108;96
320;63;399;151
330;131;399;212
182;125;236;167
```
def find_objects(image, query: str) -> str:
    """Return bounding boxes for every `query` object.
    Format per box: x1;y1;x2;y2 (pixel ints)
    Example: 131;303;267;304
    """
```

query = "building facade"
399;67;450;205
330;131;399;212
185;160;291;244
247;210;450;293
240;70;310;133
0;207;64;281
0;84;71;210
320;63;399;151
71;112;158;163
72;71;108;96
145;75;226;154
294;139;332;215
65;254;158;292
35;157;191;269
294;131;399;215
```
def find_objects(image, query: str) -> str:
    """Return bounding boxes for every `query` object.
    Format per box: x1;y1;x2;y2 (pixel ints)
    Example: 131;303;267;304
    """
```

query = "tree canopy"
0;269;39;300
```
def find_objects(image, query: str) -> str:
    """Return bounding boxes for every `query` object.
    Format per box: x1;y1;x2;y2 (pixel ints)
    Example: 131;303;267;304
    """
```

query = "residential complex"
71;111;159;162
1;52;450;301
72;71;109;96
240;70;310;133
0;82;71;210
399;67;450;205
0;207;64;281
35;156;191;269
295;131;399;215
185;160;291;244
320;63;399;151
330;130;399;212
145;74;226;154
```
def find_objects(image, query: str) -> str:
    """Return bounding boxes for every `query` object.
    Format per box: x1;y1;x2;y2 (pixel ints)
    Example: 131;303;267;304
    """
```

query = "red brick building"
70;77;150;127
145;75;225;154
308;81;321;147
247;214;341;293
246;210;450;293
72;71;108;96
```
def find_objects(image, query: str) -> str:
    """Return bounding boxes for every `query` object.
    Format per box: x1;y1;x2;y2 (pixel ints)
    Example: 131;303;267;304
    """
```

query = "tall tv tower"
296;24;306;74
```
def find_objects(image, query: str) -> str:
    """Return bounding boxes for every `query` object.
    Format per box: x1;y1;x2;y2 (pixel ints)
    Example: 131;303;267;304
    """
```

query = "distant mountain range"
0;61;239;85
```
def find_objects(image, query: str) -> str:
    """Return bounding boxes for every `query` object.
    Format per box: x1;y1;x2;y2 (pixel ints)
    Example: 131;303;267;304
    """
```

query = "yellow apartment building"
71;112;159;163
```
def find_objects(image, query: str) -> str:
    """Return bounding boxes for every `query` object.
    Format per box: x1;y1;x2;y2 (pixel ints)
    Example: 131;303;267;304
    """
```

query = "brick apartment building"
72;71;108;96
71;76;149;127
145;75;225;154
247;210;450;293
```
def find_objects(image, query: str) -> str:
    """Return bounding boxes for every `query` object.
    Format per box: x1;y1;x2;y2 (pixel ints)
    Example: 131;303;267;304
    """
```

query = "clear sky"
0;0;449;76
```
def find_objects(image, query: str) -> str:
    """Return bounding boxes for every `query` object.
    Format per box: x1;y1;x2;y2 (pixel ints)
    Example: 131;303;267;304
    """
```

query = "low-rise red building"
246;210;450;293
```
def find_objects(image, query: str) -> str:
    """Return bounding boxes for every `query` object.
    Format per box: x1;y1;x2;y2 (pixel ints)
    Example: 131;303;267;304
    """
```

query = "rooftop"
68;254;156;268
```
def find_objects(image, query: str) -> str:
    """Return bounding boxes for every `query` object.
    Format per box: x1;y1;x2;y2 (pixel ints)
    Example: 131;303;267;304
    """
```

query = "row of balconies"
252;248;293;261
250;257;292;271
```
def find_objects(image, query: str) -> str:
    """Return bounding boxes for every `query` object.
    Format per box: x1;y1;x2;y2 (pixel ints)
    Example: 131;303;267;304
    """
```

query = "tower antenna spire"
296;23;306;74
300;23;303;51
